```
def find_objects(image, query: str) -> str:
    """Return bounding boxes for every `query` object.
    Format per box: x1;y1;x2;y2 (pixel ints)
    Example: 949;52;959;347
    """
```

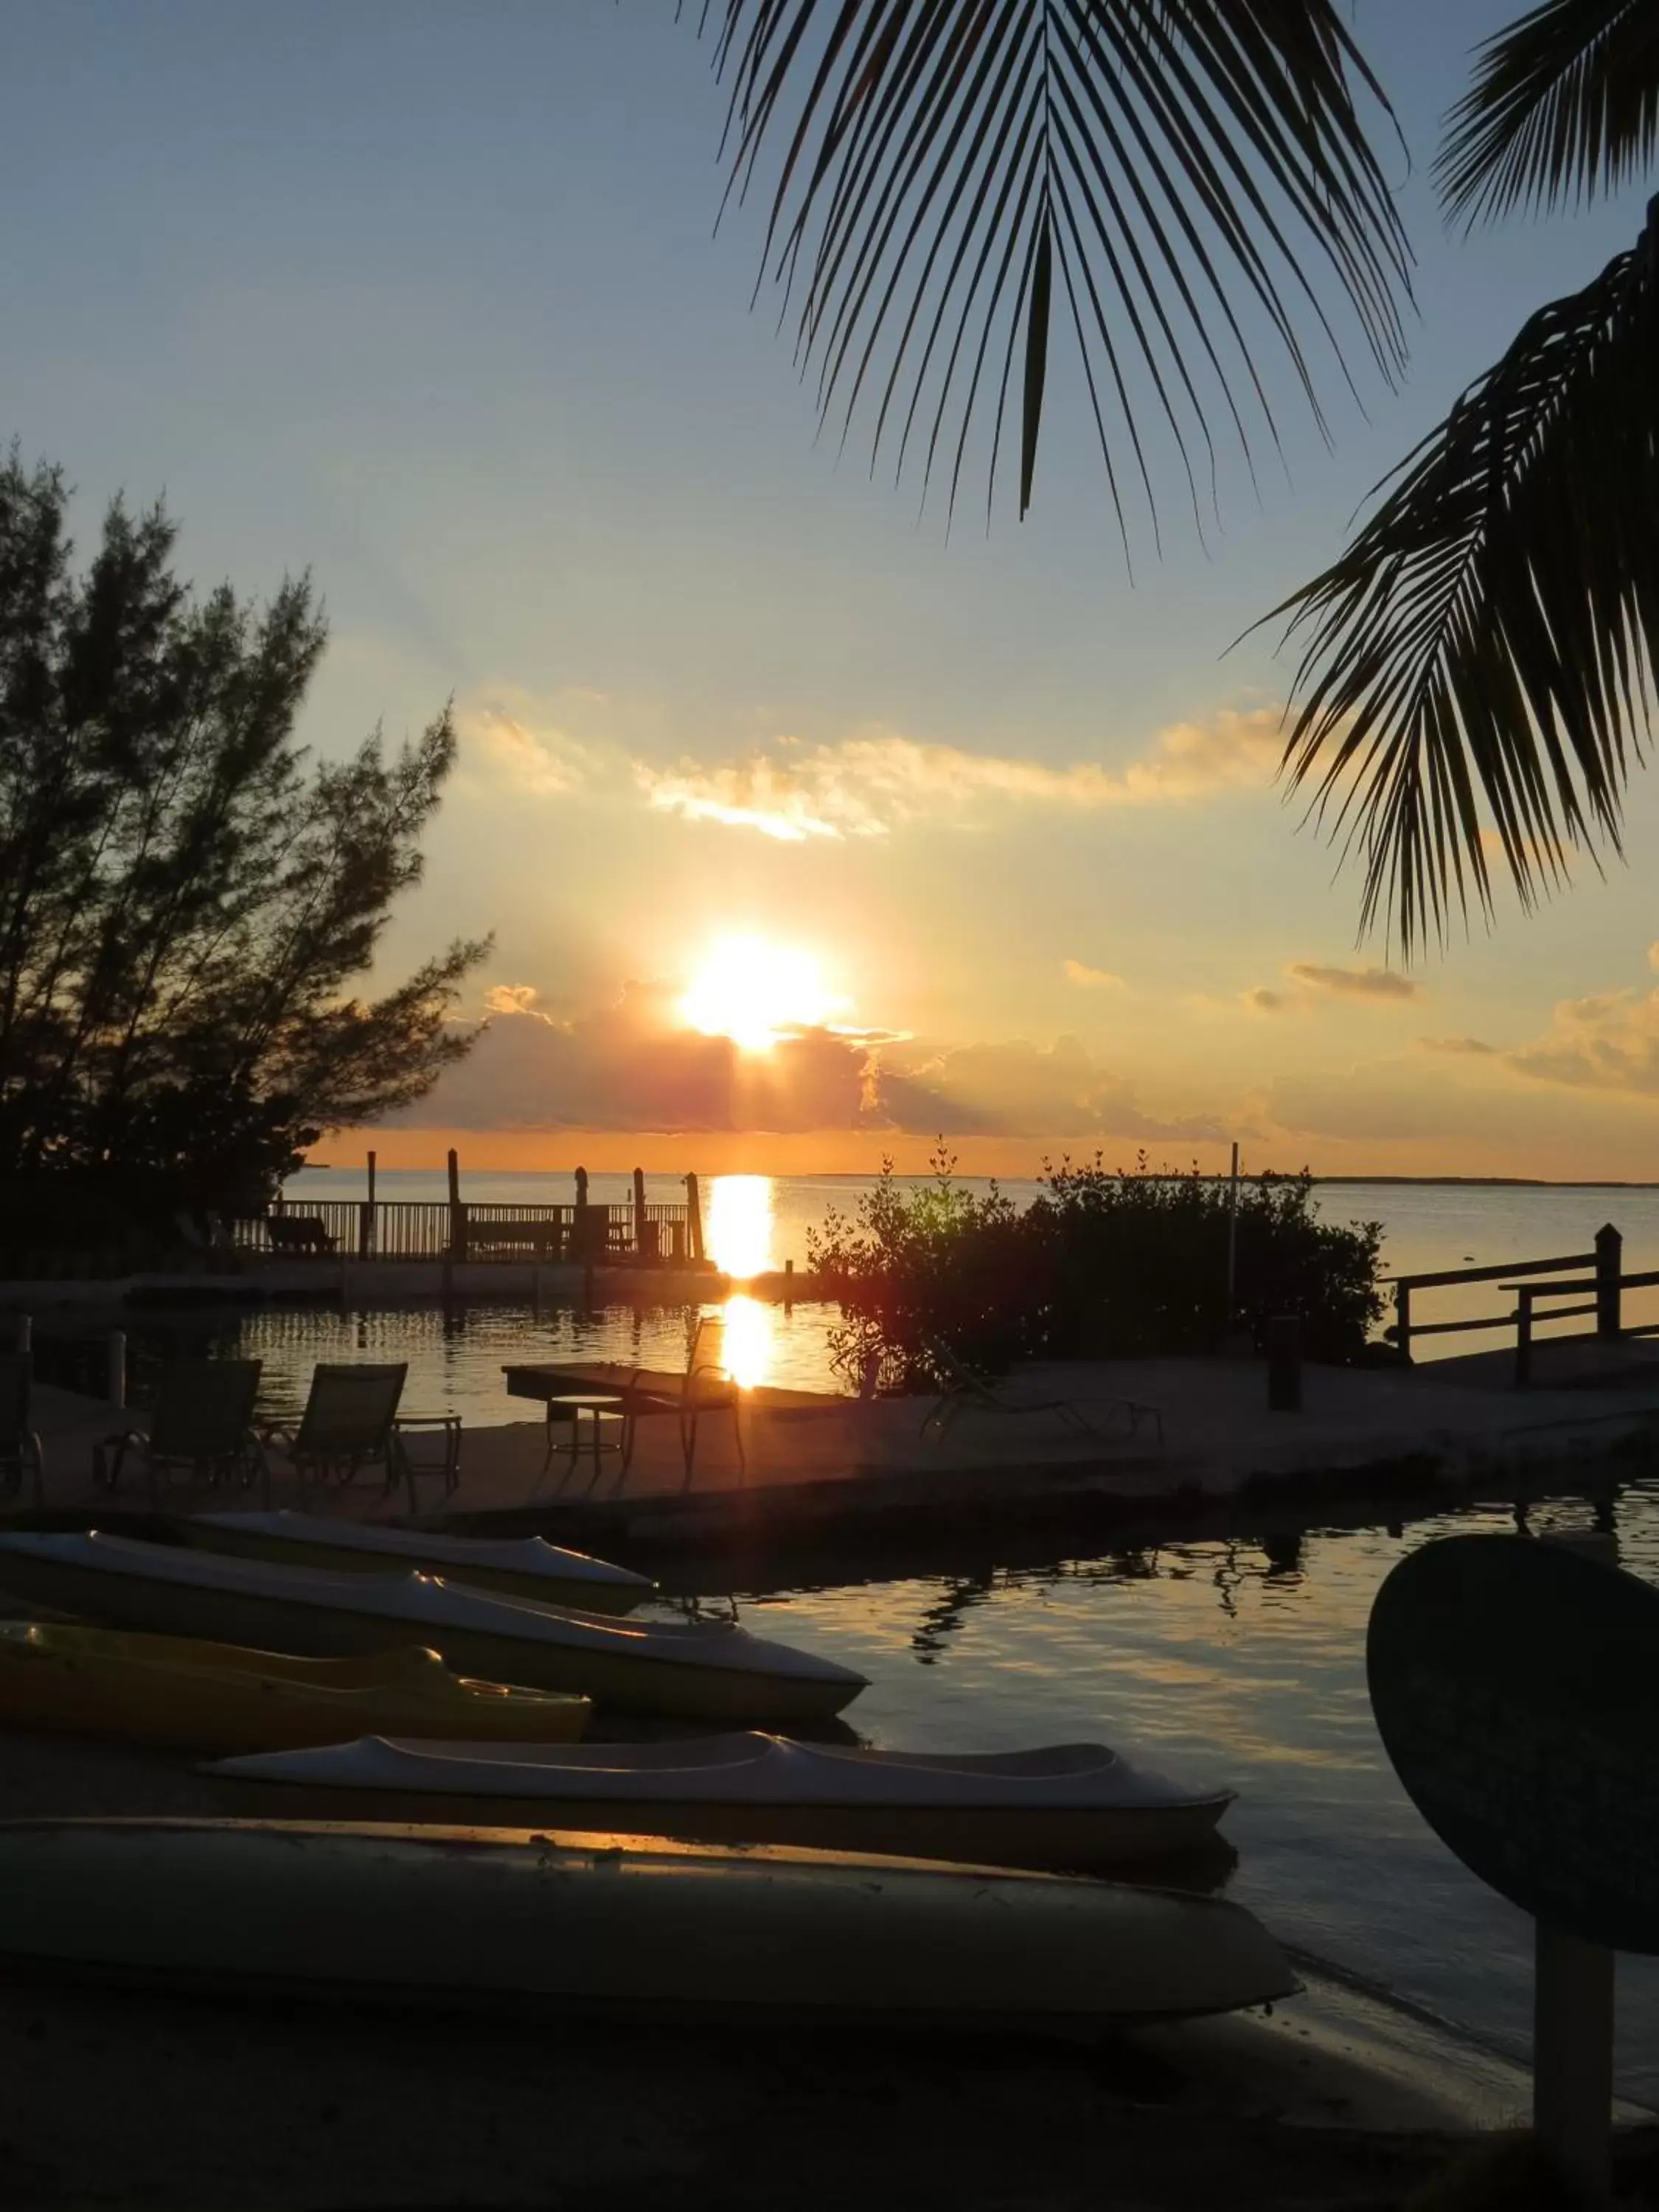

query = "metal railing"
229;1197;698;1265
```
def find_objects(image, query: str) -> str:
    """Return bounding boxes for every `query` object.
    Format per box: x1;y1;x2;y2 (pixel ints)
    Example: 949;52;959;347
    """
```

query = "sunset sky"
8;1;1659;1179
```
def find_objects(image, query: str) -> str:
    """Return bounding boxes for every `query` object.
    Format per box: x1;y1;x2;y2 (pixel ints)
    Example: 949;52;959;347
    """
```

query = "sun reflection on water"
720;1293;773;1390
706;1175;774;1279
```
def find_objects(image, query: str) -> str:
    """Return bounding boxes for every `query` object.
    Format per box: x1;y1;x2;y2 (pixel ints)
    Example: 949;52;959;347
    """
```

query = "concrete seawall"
0;1262;834;1308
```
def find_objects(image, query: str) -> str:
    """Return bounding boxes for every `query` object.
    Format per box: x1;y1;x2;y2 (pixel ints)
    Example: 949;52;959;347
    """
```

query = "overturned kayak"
0;1820;1296;2028
212;1732;1232;1870
0;1533;866;1724
181;1510;654;1615
0;1623;589;1754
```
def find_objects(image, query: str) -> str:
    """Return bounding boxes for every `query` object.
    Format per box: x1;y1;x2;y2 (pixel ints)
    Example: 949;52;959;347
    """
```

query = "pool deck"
17;1332;1659;1569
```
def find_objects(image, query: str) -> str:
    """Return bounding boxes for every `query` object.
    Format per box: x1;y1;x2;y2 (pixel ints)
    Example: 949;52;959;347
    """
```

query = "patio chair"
681;1314;745;1487
97;1359;265;1506
389;1411;463;1510
264;1362;408;1491
0;1352;44;1506
919;1341;1163;1447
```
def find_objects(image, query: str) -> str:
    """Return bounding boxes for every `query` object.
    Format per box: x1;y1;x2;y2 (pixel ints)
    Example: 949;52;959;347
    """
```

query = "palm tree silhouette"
693;2;1658;954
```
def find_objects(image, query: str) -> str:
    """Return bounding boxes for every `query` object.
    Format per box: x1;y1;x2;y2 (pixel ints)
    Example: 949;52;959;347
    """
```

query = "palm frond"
698;1;1411;546
1271;195;1659;957
1439;0;1659;227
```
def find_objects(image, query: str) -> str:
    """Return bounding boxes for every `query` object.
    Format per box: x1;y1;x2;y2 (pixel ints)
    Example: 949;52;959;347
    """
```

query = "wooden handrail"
1393;1224;1627;1379
1387;1251;1593;1292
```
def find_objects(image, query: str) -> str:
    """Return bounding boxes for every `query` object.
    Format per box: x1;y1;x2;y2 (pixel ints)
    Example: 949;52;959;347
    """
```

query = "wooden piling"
633;1166;647;1259
1596;1223;1623;1340
447;1148;465;1264
686;1172;705;1263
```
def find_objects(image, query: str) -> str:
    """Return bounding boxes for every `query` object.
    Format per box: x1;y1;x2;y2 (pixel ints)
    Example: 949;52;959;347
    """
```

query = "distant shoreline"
295;1166;1659;1191
1310;1176;1659;1190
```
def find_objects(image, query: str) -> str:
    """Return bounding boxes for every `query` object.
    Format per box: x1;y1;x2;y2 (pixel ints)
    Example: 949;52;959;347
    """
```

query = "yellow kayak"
0;1622;591;1754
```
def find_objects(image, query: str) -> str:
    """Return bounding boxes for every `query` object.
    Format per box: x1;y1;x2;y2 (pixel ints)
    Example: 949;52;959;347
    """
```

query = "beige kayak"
0;1820;1298;2029
181;1511;654;1614
0;1623;589;1753
0;1533;866;1724
210;1732;1234;1869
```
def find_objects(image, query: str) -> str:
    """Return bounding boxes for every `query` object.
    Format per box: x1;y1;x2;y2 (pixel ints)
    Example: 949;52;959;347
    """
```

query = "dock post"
447;1148;465;1265
1266;1315;1301;1411
1596;1223;1622;1341
633;1167;647;1259
360;1150;376;1261
1515;1290;1534;1389
106;1331;126;1410
1394;1280;1413;1365
686;1172;705;1263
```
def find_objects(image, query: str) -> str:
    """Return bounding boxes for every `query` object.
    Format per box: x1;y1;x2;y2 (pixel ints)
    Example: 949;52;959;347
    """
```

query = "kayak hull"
180;1514;652;1615
212;1779;1228;1870
0;1819;1297;2029
0;1537;865;1725
0;1624;589;1753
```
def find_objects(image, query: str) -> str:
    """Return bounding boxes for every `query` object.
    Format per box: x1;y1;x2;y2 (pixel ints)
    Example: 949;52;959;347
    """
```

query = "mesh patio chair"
97;1359;265;1506
919;1340;1163;1447
0;1352;44;1506
389;1412;463;1510
681;1314;745;1487
265;1363;408;1492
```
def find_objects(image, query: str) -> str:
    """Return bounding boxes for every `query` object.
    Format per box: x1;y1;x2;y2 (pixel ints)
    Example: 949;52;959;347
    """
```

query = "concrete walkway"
17;1340;1659;1566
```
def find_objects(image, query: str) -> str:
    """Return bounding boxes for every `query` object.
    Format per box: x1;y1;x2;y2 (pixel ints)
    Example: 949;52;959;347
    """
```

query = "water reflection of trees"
901;1533;1323;1655
948;1531;1316;1627
911;1571;997;1663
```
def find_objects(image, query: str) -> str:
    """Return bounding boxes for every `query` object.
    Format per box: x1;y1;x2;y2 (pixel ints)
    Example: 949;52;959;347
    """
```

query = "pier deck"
17;1339;1659;1569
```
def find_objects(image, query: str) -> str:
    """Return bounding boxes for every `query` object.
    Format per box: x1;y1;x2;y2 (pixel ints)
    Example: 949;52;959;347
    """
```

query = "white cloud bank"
459;696;1284;844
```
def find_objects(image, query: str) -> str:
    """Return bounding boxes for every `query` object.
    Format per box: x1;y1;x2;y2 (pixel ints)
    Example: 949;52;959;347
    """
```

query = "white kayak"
0;1533;866;1724
181;1510;654;1615
212;1732;1234;1871
0;1820;1296;2028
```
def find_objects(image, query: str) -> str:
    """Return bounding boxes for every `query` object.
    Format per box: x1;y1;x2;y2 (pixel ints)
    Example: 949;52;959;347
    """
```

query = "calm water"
45;1169;1659;2092
183;1167;1659;1415
735;1489;1659;2104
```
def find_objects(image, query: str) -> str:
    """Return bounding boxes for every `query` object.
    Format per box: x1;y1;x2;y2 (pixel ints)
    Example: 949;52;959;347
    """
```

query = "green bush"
807;1148;1384;1390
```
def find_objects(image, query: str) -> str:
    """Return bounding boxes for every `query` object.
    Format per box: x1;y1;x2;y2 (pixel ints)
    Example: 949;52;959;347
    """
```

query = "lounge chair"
681;1315;745;1487
0;1353;44;1506
97;1359;265;1506
264;1363;408;1491
919;1342;1163;1447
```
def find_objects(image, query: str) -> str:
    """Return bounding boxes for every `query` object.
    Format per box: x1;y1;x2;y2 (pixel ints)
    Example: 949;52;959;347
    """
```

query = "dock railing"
230;1197;699;1267
1391;1224;1654;1386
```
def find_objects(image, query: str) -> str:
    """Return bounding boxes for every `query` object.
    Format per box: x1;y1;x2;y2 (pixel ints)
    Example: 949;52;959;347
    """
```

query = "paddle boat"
210;1731;1233;1869
0;1623;589;1754
0;1533;866;1724
181;1509;654;1614
0;1819;1297;2028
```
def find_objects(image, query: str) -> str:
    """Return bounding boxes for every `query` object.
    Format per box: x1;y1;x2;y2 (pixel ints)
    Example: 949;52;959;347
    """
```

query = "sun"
681;935;838;1052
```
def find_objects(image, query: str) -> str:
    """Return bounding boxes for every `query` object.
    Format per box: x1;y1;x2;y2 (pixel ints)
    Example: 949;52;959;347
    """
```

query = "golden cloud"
460;706;594;796
1062;959;1124;990
636;710;1282;841
1287;962;1420;1001
1506;989;1659;1096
